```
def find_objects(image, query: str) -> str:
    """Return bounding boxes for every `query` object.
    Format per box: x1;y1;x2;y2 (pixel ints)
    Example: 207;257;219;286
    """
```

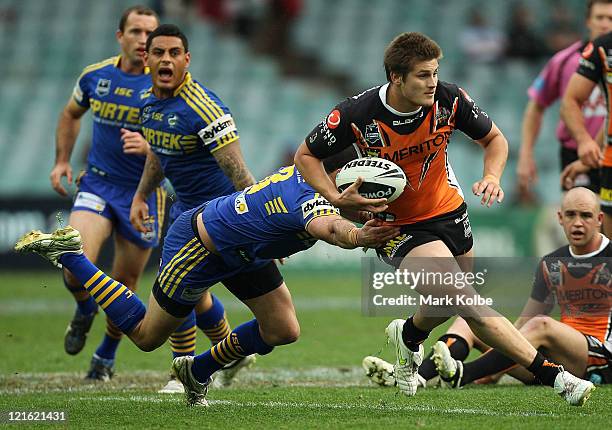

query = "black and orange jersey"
304;81;492;224
532;235;612;343
577;31;612;155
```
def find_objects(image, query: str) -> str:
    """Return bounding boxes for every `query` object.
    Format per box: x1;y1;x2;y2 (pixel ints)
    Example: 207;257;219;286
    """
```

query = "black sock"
419;334;470;380
401;317;430;352
460;349;516;386
526;352;562;387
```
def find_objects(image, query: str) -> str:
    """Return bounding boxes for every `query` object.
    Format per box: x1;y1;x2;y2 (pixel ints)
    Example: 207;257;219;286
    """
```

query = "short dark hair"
383;32;442;81
146;24;189;52
587;0;612;18
118;5;158;32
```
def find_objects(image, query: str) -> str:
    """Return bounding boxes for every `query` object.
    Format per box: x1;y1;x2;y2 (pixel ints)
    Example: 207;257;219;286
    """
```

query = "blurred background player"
365;187;612;388
14;163;399;406
50;5;161;380
516;0;612;202
561;16;612;235
434;187;612;388
127;24;258;392
294;31;594;404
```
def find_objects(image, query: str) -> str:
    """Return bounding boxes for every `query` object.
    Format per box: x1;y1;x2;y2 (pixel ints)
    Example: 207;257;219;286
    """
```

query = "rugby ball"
335;157;407;203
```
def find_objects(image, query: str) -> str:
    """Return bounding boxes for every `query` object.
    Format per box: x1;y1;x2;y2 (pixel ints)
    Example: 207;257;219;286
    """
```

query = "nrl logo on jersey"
167;113;178;127
141;106;152;122
95;79;111;97
365;121;383;146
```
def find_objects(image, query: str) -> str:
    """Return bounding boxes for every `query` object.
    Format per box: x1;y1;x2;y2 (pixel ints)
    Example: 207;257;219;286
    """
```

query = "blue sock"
191;319;273;383
59;253;146;334
63;276;97;316
95;320;123;360
170;311;197;358
196;295;231;345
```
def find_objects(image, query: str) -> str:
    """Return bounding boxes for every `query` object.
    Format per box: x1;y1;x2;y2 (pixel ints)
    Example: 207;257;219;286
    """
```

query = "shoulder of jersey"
176;77;227;119
78;56;119;80
434;81;461;106
543;245;571;259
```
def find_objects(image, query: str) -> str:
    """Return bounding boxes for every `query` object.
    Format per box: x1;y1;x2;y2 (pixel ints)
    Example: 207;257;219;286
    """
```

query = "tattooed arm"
130;151;165;233
212;139;256;191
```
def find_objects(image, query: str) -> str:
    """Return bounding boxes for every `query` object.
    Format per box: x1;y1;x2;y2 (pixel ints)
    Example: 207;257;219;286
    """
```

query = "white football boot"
172;356;211;406
158;375;185;394
385;319;424;396
362;356;396;387
213;354;256;387
554;370;595;406
432;340;463;388
14;226;83;268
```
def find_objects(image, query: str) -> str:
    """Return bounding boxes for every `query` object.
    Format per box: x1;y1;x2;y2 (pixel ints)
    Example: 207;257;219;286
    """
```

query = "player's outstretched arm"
294;142;388;213
51;98;88;196
306;216;400;249
131;151;164;233
561;74;600;168
472;122;508;207
212;140;256;191
517;100;546;193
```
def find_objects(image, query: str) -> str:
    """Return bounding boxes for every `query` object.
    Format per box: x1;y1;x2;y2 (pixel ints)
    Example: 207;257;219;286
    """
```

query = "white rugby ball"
335;157;407;203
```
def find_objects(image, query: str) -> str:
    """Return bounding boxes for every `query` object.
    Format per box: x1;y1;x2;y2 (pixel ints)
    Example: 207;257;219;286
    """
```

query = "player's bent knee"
520;315;553;338
261;322;300;346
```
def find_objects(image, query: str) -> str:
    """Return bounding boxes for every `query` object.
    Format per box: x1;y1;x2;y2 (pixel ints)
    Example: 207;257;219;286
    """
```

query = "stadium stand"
0;0;590;204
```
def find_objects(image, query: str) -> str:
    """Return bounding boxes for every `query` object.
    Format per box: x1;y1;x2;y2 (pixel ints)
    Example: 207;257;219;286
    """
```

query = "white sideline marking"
0;297;360;315
67;395;559;418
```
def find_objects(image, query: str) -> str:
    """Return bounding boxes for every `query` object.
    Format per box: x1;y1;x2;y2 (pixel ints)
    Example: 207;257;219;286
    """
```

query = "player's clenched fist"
472;174;504;207
130;194;152;233
121;128;150;156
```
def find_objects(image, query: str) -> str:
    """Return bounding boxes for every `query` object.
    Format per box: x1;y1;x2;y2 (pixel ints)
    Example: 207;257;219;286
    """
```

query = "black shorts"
376;203;473;269
560;147;600;193
585;334;612;384
153;261;284;318
599;166;612;215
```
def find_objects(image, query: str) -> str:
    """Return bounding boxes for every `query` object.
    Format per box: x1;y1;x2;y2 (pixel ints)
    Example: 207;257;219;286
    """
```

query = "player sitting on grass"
14;162;399;407
365;187;612;390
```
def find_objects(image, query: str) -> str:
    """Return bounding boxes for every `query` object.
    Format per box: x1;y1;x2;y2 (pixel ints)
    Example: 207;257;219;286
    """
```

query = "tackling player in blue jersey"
15;160;400;406
125;24;260;391
50;6;161;380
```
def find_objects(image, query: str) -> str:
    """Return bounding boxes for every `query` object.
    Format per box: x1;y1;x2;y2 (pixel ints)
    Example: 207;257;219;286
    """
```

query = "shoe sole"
362;356;395;387
432;341;456;379
15;229;80;252
575;383;596;406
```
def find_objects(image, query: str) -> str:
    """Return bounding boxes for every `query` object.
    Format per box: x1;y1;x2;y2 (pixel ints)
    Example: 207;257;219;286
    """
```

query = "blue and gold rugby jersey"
203;165;340;267
139;72;236;209
73;56;151;185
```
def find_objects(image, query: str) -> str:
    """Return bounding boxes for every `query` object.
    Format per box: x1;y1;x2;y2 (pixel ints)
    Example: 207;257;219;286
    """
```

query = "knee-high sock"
63;275;97;316
196;294;231;345
419;334;470;380
94;318;123;360
58;253;146;334
170;311;197;358
190;319;273;383
461;349;561;387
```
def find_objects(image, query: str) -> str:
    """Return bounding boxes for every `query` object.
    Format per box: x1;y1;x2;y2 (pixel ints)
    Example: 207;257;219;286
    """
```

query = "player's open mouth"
570;230;585;239
158;67;173;82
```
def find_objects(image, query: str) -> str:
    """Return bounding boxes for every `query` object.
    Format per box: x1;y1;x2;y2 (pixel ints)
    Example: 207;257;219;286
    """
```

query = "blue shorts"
154;205;282;317
72;171;167;249
169;200;191;224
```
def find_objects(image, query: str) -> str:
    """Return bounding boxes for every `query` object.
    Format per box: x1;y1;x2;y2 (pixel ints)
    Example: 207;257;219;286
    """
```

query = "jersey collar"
114;55;150;74
568;233;609;258
173;72;192;97
378;83;423;117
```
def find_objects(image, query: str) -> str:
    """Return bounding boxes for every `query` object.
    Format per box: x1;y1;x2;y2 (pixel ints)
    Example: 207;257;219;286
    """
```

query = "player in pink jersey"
516;0;611;198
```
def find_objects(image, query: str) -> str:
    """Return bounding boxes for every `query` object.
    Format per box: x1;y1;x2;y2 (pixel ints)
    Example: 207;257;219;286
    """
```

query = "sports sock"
402;316;430;352
419;334;470;380
190;319;273;383
94;319;122;360
526;352;563;387
460;349;516;386
196;295;231;345
63;276;97;316
170;312;197;358
58;253;146;334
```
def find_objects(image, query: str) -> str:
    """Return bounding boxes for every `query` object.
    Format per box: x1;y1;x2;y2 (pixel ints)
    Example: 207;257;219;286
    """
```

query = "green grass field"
0;269;610;429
